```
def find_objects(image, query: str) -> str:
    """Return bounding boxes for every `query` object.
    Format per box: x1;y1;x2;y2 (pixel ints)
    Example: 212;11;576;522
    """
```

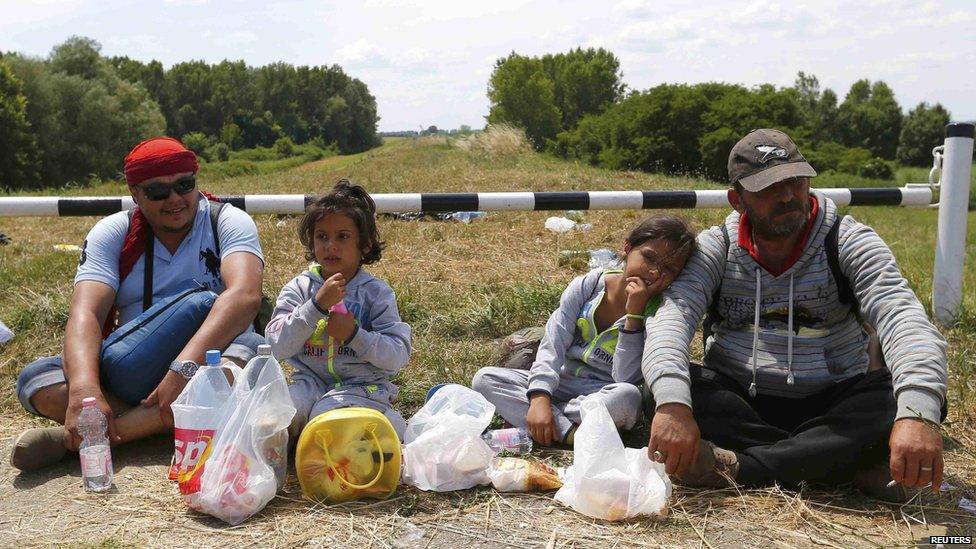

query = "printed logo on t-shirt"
79;240;88;266
200;247;220;279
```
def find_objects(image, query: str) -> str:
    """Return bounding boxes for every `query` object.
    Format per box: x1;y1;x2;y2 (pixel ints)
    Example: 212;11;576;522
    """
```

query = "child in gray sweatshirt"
472;215;696;446
266;180;411;439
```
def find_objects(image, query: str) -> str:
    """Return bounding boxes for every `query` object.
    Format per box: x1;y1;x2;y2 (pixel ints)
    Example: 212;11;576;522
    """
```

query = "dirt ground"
2;411;974;548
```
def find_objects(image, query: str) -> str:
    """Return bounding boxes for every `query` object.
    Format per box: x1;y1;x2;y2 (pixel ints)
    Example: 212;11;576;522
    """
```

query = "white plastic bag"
544;216;577;233
401;384;496;491
554;398;671;520
173;353;295;525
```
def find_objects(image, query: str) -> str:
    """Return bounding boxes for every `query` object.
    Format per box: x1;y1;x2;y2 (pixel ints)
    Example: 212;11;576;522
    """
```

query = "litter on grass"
0;320;13;345
382;211;486;223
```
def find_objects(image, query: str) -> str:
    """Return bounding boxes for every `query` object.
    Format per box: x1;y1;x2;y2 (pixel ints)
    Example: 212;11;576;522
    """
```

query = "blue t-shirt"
75;196;264;326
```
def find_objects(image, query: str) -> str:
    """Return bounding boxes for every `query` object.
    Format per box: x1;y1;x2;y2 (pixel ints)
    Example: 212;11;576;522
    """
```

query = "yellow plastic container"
296;407;401;503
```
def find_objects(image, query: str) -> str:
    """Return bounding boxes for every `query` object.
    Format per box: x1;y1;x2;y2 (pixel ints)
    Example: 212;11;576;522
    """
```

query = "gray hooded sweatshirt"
265;265;411;389
527;268;658;397
642;191;947;424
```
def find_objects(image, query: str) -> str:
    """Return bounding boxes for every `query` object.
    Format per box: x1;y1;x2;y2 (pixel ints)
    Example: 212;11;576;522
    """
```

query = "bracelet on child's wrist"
625;313;646;321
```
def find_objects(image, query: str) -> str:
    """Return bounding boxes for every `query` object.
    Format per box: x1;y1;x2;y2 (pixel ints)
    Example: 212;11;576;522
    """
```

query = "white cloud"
2;0;974;130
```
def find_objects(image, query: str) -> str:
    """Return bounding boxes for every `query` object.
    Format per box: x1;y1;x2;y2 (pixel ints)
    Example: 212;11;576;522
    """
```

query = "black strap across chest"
130;202;225;312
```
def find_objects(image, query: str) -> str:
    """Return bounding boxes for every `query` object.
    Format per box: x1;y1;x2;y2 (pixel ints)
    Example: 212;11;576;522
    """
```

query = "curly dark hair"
298;178;385;265
625;214;697;259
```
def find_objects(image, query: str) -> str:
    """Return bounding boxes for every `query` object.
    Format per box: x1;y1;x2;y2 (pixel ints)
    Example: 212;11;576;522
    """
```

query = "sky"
1;0;974;132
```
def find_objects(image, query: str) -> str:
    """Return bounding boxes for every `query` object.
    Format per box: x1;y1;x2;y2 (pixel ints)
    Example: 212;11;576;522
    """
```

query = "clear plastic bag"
173;353;295;525
554;398;671;520
401;384;496;491
170;363;240;482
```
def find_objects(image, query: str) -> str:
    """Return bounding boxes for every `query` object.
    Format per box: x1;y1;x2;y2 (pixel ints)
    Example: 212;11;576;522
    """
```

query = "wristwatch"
169;359;200;379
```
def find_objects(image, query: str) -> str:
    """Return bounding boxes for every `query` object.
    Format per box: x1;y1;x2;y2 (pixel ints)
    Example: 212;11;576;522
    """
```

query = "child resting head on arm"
472;214;696;447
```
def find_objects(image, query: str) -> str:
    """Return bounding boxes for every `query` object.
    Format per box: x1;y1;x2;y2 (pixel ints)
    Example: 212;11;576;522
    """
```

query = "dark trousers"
686;364;898;488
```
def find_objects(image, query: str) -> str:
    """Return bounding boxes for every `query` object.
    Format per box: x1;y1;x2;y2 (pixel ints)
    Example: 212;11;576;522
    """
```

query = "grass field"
1;137;975;547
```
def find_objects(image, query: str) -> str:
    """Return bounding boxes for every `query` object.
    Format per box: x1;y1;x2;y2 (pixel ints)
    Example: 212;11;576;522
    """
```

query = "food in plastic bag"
488;457;563;492
554;398;671;521
174;347;295;525
401;384;496;491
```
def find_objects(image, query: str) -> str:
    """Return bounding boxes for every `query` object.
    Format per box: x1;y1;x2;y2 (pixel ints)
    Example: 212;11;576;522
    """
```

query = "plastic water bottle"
78;397;113;492
244;345;289;489
587;248;619;269
482;427;533;455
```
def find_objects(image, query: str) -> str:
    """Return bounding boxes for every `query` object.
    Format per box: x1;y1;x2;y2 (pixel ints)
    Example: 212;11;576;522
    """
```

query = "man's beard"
746;198;810;239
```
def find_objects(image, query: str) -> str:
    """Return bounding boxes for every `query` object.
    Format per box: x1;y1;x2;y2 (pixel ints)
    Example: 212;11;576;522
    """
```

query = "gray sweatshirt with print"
527;268;650;398
642;191;947;424
265;266;411;389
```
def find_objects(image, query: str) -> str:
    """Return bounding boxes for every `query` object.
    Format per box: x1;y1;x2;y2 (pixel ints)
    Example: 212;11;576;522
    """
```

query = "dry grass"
453;124;533;159
1;137;975;546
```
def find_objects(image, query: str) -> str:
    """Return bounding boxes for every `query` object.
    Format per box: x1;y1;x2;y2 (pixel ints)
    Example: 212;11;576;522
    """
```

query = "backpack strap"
122;209;155;313
825;214;857;311
702;224;730;348
142;221;154;312
209;201;225;258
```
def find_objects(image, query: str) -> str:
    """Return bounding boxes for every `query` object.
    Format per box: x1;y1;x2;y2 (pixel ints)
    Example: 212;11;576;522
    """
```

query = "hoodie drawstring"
786;273;795;386
749;268;761;398
748;269;797;398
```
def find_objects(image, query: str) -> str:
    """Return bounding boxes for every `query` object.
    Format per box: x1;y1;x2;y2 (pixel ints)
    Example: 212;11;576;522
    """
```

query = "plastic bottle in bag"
481;428;532;455
245;344;289;489
170;349;233;482
78;397;113;492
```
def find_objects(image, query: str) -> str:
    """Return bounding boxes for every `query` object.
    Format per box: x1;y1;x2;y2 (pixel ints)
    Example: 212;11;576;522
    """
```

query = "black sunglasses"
139;175;197;201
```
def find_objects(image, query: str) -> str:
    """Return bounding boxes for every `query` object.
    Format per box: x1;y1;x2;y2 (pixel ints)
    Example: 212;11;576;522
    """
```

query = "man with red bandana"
642;129;948;501
11;137;265;471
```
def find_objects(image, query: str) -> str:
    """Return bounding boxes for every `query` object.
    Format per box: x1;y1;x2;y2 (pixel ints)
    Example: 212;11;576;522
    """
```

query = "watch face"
178;361;198;378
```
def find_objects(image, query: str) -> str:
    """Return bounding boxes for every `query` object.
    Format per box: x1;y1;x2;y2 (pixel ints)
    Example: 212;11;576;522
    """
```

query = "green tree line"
0;36;380;190
488;49;954;181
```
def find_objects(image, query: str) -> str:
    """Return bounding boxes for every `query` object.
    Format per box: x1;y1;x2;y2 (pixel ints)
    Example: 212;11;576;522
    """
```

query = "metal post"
933;122;975;325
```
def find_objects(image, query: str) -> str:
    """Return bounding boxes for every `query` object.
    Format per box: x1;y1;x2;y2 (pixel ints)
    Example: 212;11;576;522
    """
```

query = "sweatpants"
656;364;919;488
471;366;642;442
288;373;407;441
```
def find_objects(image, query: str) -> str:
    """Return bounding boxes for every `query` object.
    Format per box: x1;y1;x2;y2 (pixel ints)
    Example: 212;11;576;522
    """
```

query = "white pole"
933;122;975;325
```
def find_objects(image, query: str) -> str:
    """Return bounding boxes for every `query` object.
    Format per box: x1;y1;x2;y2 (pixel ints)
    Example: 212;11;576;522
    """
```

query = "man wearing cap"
11;137;265;471
641;129;947;499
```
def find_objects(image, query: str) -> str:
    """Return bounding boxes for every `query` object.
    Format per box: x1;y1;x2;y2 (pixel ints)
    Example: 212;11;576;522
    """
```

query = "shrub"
858;158;893;180
273;136;296;158
181;132;214;160
208;142;230;162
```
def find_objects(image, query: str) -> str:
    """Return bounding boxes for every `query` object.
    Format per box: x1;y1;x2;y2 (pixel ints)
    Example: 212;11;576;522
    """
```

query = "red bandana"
124;137;199;186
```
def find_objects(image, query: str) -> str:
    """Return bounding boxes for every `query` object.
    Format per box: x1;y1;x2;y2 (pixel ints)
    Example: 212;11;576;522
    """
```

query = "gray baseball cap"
727;129;817;192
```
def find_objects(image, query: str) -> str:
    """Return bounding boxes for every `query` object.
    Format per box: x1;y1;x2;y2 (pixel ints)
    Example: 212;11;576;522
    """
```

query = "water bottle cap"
205;349;222;365
82;397;97;407
257;344;271;356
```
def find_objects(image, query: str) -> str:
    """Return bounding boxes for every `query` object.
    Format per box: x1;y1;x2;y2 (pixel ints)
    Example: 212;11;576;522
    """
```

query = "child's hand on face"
326;311;356;344
624;276;654;315
526;393;557;446
315;272;346;310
